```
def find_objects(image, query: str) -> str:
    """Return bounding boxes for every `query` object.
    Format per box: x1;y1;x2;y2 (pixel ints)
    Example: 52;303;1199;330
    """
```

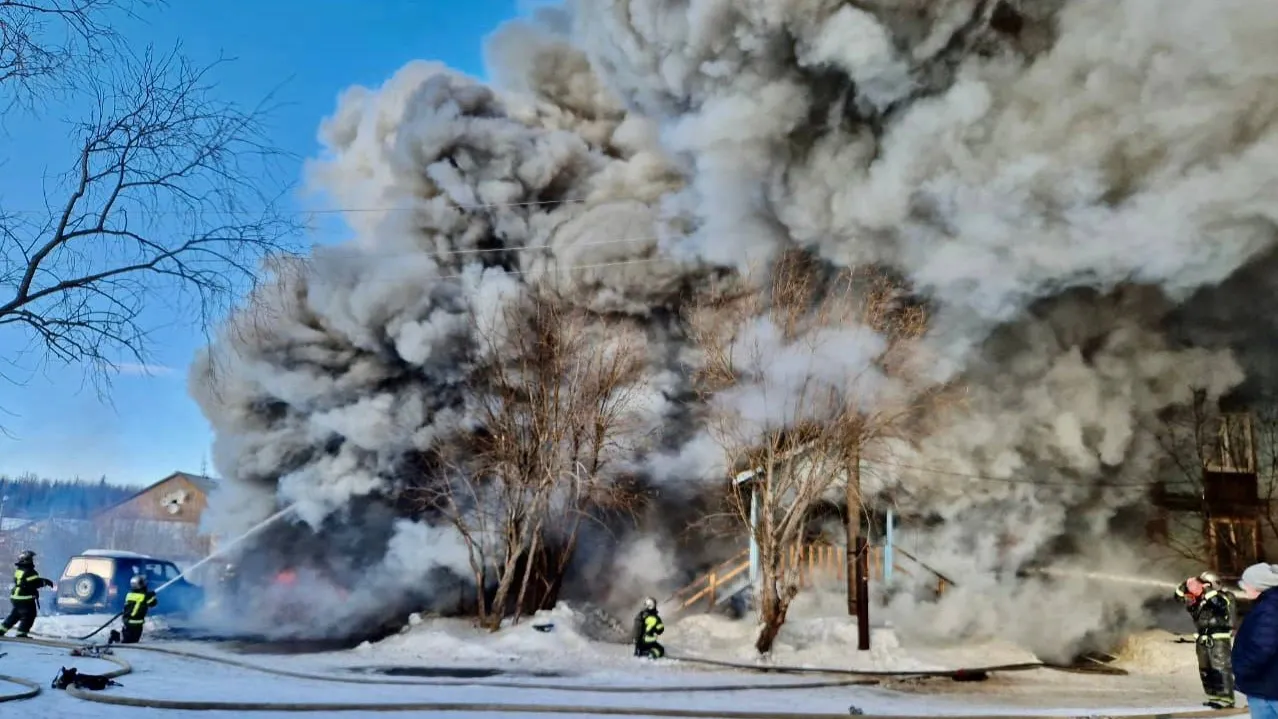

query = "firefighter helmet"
643;596;657;611
1198;571;1221;586
130;575;147;591
15;550;34;565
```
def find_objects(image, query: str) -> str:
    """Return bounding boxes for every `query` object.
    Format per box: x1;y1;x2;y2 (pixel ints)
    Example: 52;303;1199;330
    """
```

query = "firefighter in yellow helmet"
120;574;158;643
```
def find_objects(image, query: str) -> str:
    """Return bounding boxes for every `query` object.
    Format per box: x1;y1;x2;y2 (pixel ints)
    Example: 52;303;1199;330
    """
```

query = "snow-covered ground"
0;604;1232;717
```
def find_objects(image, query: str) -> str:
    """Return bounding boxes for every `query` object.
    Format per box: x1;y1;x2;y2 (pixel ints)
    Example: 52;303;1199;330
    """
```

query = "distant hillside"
0;474;135;519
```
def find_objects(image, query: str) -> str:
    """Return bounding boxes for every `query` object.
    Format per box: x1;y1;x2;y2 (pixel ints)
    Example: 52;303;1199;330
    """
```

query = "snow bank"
347;601;1046;678
670;611;1038;671
347;603;631;671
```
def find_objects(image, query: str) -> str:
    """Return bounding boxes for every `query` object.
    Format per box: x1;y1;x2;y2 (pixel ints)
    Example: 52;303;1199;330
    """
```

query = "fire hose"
0;639;131;703
0;634;1250;716
0;673;40;703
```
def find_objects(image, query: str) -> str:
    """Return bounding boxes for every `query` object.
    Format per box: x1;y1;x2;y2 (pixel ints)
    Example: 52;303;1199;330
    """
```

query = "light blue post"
884;509;895;582
749;486;760;585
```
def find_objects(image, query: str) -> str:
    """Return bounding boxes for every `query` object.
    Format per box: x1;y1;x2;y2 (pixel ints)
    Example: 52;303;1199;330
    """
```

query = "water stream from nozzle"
1026;567;1178;590
155;503;299;594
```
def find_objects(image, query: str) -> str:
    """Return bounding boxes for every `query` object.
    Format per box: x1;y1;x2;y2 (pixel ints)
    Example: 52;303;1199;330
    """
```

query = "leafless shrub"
419;282;654;630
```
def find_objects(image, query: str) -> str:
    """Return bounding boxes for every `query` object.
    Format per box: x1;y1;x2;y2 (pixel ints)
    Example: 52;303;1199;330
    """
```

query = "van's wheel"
71;573;103;602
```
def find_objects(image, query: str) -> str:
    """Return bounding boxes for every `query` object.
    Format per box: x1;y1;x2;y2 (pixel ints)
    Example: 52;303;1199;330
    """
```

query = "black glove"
41;578;54;588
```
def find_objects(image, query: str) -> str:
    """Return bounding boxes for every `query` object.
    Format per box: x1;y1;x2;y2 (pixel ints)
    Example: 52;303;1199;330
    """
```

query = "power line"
283;233;668;262
861;458;1163;489
0;196;620;217
430;257;664;281
263;255;665;279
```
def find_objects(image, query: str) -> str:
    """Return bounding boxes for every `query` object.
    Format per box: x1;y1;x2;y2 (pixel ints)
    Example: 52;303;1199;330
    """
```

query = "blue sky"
0;0;531;486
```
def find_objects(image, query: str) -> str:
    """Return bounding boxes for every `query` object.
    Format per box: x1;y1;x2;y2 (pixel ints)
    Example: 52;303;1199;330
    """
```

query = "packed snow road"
0;609;1248;717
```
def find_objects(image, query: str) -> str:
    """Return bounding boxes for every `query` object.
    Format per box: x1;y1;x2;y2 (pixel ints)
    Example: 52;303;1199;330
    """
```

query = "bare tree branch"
416;279;653;630
0;43;301;393
0;0;158;111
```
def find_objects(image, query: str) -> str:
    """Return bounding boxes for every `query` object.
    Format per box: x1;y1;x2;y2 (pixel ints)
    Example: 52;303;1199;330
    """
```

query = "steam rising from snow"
192;0;1278;655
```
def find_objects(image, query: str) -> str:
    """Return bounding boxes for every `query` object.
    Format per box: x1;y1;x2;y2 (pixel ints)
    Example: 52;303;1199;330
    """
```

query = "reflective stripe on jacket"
123;590;158;624
10;568;42;600
642;613;664;642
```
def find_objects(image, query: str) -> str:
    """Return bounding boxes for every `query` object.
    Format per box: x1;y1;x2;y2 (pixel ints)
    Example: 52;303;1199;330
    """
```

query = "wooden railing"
666;543;953;613
890;545;954;596
665;548;750;610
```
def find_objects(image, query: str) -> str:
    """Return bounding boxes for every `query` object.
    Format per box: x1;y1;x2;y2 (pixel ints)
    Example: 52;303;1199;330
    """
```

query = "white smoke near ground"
190;0;1278;655
603;535;681;609
886;542;1163;662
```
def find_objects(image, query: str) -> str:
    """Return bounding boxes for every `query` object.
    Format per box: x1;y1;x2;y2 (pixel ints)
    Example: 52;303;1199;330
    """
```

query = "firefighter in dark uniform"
633;597;665;659
1176;570;1237;709
0;550;53;638
120;574;158;644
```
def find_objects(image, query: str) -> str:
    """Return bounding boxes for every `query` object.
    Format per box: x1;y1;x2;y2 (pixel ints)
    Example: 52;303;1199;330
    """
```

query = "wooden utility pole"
845;449;858;616
845;444;870;650
856;535;870;651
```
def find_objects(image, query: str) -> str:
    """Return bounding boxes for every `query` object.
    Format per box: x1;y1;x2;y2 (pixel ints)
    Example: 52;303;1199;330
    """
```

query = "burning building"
190;0;1278;656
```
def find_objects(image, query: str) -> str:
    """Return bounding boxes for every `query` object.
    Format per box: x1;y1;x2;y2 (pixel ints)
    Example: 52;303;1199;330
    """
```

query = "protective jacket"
634;608;664;645
123;589;158;625
1177;583;1236;635
1233;586;1278;699
10;564;52;601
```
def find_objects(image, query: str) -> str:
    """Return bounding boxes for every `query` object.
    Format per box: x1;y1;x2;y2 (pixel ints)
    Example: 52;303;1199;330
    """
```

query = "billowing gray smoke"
191;0;1278;654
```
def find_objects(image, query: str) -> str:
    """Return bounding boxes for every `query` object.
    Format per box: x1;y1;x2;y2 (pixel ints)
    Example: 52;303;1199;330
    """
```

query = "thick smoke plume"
191;0;1278;655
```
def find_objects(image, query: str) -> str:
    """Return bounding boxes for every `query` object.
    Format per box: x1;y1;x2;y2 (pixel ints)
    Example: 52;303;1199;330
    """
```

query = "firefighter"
1175;570;1237;709
120;575;158;644
0;550;53;638
209;562;239;614
633;597;665;659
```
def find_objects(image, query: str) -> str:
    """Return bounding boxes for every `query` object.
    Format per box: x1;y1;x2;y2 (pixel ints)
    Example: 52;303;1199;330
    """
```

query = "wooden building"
0;471;218;581
91;471;218;564
1150;413;1267;578
94;471;214;524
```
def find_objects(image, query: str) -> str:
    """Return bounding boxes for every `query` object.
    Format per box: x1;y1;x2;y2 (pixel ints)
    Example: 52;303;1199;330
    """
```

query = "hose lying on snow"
666;653;1128;677
84;640;885;693
666;653;1050;677
0;634;1247;717
0;637;130;704
0;674;40;703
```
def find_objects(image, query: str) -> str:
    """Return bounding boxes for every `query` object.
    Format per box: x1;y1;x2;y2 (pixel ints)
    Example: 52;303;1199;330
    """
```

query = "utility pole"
845;444;870;650
856;534;870;651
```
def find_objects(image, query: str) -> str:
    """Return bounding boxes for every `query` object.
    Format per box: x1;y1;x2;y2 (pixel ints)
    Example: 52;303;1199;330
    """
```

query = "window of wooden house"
1208;518;1260;576
1207;414;1256;474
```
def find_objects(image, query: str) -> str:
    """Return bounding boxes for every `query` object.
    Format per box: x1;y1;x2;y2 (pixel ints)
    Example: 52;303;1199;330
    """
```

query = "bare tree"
687;253;934;654
422;285;653;631
0;0;156;109
0;44;298;392
1149;391;1219;564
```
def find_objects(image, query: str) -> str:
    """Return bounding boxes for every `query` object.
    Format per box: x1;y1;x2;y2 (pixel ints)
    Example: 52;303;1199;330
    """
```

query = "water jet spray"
157;503;299;594
1026;568;1177;590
